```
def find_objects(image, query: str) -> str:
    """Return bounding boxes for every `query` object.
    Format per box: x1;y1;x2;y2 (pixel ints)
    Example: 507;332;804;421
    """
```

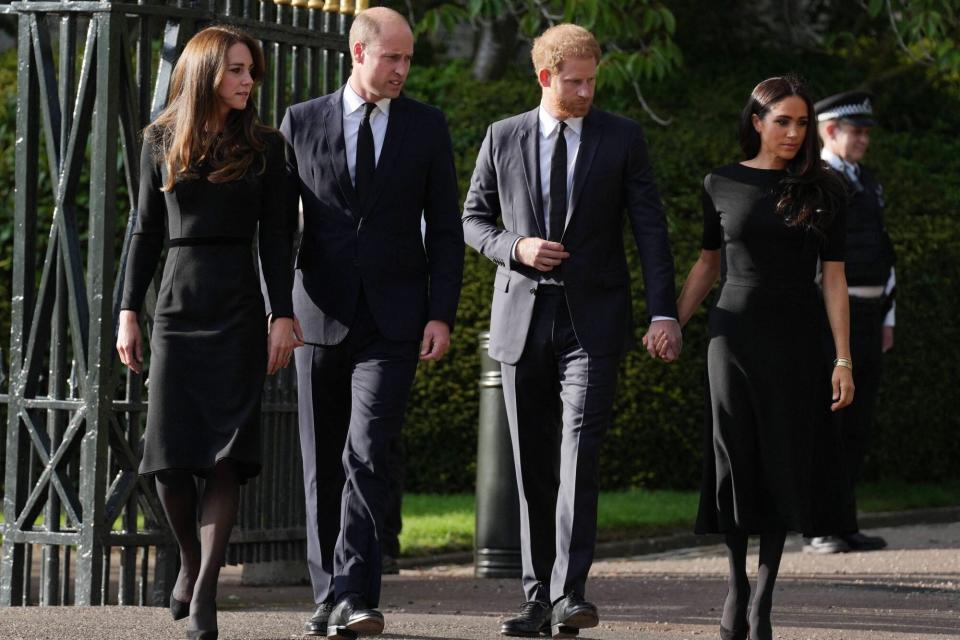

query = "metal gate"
1;0;363;607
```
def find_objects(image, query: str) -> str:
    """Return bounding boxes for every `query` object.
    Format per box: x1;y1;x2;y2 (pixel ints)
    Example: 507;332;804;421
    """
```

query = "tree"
865;0;960;87
408;0;682;124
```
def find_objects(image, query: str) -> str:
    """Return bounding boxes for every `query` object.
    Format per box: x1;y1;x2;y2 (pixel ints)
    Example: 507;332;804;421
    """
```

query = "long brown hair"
147;25;273;191
739;75;843;235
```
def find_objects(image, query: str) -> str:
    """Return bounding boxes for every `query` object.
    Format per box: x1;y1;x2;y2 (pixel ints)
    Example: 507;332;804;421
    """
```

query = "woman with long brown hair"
116;25;300;640
671;75;855;640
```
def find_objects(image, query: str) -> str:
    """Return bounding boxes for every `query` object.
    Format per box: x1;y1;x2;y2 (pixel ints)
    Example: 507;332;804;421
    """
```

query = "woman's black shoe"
169;594;190;621
720;623;748;640
185;630;218;640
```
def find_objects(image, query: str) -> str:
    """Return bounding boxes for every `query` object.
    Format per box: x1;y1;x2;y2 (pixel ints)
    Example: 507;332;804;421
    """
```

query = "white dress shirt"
343;81;391;185
821;148;896;326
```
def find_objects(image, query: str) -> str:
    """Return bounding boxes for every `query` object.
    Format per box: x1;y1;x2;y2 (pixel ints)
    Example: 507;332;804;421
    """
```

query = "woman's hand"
830;364;855;411
116;310;144;373
267;316;305;375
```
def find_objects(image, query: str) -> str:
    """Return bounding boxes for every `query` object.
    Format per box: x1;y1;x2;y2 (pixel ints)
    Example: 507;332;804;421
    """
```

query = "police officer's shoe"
303;602;335;636
499;600;551;637
550;593;598;638
803;536;850;554
326;594;384;638
841;531;887;551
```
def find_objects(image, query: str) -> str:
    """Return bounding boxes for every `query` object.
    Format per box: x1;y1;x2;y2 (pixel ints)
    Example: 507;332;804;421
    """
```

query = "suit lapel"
319;86;361;218
517;108;544;238
563;109;601;241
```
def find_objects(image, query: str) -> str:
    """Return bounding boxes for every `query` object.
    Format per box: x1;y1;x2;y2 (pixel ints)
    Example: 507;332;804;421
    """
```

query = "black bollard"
474;331;522;578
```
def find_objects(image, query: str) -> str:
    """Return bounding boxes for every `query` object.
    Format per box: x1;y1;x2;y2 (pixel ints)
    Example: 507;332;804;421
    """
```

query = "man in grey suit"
278;7;463;638
462;24;681;638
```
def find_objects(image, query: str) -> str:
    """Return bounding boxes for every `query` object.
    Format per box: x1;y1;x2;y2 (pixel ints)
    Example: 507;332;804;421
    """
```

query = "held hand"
882;326;894;353
116;310;144;374
420;320;451;362
515;237;570;272
830;365;855;411
267;316;305;375
642;319;682;363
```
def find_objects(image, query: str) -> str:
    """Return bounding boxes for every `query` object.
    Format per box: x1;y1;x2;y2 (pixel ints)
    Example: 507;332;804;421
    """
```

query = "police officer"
806;91;895;554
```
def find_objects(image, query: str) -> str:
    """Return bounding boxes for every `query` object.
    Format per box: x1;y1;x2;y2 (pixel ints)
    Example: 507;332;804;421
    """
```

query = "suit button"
529;287;536;295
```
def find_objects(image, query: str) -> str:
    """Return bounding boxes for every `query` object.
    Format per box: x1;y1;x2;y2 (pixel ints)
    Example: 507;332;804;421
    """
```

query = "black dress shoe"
841;531;887;551
326;594;384;639
303;602;336;636
550;594;598;638
169;594;190;621
499;600;551;637
720;622;749;640
802;536;849;554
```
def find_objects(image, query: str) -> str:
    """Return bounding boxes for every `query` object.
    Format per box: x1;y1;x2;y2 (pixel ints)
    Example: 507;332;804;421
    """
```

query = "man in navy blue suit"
278;7;463;638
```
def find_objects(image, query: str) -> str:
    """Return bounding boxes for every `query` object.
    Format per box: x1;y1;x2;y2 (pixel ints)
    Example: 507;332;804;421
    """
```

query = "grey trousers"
500;287;620;604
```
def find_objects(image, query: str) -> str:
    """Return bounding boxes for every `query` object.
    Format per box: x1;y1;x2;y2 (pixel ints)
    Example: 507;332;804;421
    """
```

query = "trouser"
500;286;619;604
295;297;419;606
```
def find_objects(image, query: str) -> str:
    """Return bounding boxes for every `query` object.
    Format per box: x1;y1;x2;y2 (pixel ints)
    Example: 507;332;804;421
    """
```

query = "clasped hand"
641;319;683;363
267;316;305;375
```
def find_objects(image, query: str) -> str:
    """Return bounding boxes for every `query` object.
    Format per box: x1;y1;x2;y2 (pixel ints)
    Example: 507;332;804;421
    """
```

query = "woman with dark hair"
116;25;300;640
670;75;855;640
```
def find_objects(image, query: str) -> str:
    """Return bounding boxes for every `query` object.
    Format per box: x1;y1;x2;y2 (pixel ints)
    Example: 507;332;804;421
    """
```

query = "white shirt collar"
821;148;857;174
343;80;392;117
538;106;583;138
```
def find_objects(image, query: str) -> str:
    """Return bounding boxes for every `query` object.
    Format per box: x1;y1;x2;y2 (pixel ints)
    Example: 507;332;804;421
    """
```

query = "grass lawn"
398;481;960;557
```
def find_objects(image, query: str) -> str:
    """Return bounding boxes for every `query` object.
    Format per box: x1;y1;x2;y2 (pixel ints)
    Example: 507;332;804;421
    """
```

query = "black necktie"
355;102;376;200
549;121;567;242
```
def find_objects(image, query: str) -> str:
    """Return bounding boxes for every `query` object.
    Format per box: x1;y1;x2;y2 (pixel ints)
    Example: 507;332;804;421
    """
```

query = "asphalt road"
1;520;957;639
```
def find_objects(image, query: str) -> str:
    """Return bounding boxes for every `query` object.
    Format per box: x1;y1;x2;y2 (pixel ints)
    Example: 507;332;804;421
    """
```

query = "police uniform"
808;91;895;553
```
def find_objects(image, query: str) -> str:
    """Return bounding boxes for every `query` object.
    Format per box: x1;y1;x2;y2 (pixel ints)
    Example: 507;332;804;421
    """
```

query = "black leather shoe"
720;622;749;640
326;594;384;639
303;602;335;636
550;594;598;638
841;531;887;551
802;536;849;554
499;600;551;637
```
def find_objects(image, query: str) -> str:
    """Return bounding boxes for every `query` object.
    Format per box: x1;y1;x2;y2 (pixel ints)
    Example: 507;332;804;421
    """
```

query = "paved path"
2;521;958;639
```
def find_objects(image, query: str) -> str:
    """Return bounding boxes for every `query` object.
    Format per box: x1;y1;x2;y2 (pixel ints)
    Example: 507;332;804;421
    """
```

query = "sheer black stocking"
749;531;786;640
721;533;750;637
155;471;201;605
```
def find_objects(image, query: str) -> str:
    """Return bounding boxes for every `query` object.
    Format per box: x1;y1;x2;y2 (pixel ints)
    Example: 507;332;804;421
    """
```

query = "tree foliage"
865;0;960;87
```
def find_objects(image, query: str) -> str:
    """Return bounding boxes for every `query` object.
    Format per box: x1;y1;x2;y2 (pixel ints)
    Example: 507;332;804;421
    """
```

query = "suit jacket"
462;107;677;364
280;87;463;345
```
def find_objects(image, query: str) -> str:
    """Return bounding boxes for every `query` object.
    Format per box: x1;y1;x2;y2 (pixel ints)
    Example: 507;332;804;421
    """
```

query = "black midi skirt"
139;243;266;481
695;281;856;536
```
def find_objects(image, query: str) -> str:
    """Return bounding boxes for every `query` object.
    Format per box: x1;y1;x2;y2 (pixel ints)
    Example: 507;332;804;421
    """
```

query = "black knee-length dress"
694;163;856;536
120;132;293;481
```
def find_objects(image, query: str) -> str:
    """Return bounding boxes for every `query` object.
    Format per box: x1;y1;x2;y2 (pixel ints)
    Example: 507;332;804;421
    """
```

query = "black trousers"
500;287;619;604
840;297;885;529
294;298;419;607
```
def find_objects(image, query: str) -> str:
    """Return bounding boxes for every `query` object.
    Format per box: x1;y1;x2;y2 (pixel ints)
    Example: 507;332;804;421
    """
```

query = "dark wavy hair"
147;25;274;192
740;75;843;235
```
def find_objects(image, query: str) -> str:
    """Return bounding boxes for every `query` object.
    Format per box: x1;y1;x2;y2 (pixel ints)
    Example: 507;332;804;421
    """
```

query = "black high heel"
720;622;749;640
169;594;190;621
186;601;218;640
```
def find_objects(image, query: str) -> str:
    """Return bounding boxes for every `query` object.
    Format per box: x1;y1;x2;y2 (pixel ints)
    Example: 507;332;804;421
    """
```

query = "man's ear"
352;41;365;65
537;68;552;89
824;120;839;140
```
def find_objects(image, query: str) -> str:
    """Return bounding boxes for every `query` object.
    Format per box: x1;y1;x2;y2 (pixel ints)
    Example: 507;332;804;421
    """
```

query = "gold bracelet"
833;357;853;371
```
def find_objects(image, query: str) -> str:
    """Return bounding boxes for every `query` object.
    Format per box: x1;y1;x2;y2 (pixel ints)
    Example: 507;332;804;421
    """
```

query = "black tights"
722;531;786;640
156;460;240;632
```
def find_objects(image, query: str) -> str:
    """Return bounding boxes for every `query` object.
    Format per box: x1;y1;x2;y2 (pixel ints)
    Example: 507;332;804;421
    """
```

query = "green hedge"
399;53;960;492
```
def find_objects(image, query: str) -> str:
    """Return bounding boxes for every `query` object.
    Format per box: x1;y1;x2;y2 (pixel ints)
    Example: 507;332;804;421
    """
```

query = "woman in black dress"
672;76;855;640
116;26;300;639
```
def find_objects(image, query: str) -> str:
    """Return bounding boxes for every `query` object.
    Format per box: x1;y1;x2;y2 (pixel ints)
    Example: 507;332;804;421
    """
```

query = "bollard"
474;331;522;578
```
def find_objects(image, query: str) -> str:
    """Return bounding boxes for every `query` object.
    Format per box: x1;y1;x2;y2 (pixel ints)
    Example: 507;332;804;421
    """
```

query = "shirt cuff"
651;315;678;323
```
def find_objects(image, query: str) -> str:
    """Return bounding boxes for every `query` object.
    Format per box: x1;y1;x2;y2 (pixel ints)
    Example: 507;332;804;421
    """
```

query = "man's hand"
882;325;894;353
420;320;451;362
515;237;570;272
641;319;682;363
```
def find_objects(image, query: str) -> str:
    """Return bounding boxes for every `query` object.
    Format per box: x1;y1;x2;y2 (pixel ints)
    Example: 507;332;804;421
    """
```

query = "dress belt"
723;276;814;290
168;236;249;247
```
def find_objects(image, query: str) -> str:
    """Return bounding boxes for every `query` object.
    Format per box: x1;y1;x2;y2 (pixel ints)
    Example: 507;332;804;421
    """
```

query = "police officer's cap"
814;90;877;126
